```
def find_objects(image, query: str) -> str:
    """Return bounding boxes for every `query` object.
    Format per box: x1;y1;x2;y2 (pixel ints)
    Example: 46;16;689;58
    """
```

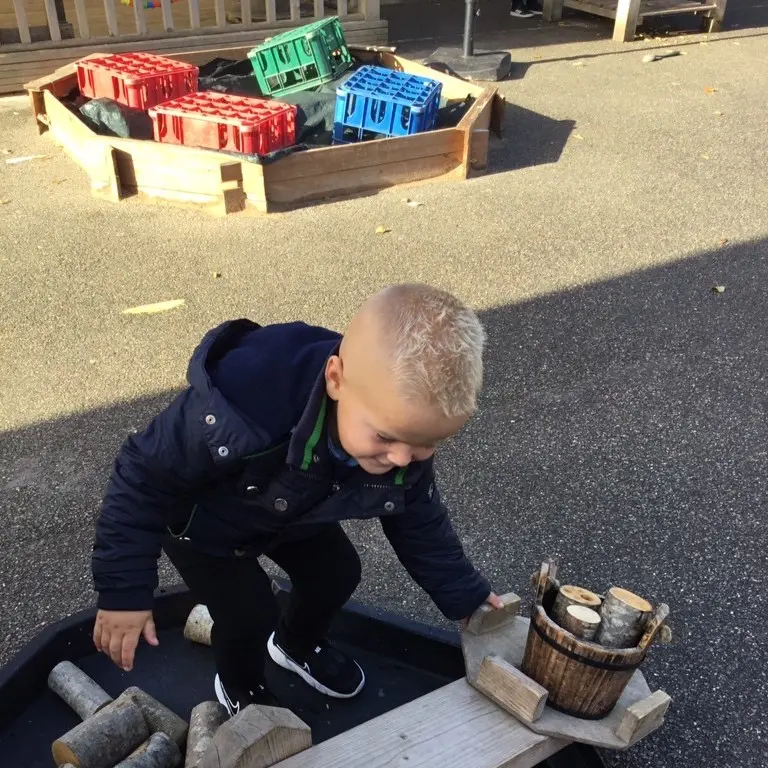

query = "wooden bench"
543;0;727;42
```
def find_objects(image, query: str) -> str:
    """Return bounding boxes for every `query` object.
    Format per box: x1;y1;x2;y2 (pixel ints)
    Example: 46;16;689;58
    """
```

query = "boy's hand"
93;609;159;672
460;592;505;630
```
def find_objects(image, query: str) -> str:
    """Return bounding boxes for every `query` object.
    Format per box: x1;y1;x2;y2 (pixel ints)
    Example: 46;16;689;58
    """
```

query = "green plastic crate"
248;17;353;97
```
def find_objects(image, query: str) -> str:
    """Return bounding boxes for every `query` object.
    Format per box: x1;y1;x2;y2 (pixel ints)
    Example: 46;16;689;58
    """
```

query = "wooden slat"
188;0;201;29
314;0;325;18
613;0;642;41
160;0;174;31
13;0;32;45
214;0;227;26
103;0;119;36
241;0;253;26
265;0;277;23
359;0;380;20
73;0;91;38
271;680;564;768
133;0;147;35
337;0;349;16
42;0;62;42
289;0;301;20
642;1;716;14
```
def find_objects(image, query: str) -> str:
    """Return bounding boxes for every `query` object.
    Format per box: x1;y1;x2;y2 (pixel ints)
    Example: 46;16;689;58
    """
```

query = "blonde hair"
371;284;485;418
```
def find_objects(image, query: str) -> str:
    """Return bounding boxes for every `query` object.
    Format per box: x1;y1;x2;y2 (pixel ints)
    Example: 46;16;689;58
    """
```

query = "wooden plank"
615;691;671;744
613;0;642;41
42;0;62;42
359;0;380;21
337;0;349;16
475;656;549;724
265;0;277;22
543;0;565;21
270;128;462;183
271;680;564;768
0;16;375;57
643;1;715;13
160;0;174;31
241;0;253;26
289;0;301;21
314;0;325;18
458;85;496;178
214;0;226;26
73;0;91;38
133;0;147;35
13;0;32;45
103;0;119;36
188;0;201;29
703;0;727;31
466;593;520;636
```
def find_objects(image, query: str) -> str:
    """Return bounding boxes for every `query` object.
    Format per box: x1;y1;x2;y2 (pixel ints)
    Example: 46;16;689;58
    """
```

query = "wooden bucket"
521;604;646;719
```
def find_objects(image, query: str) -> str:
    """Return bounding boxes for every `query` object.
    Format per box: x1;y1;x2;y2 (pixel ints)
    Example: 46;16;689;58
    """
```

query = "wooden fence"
0;0;386;93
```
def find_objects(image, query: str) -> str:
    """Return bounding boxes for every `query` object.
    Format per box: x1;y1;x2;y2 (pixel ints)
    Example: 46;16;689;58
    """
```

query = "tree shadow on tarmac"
0;237;765;767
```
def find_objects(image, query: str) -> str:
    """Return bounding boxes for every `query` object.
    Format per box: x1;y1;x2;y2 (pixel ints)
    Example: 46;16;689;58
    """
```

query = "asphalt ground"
1;4;767;766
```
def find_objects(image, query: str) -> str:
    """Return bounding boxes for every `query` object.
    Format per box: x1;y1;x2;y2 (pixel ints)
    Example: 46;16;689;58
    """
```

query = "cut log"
561;604;601;641
121;687;188;746
184;604;213;646
595;587;653;648
201;704;311;768
465;592;521;636
115;732;182;767
475;655;548;723
551;585;602;627
615;690;672;743
185;702;229;768
48;661;113;720
52;696;149;768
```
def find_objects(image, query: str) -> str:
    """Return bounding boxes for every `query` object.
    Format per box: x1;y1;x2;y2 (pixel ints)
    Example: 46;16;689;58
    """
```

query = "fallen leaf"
88;359;97;365
5;154;51;165
572;61;586;67
52;178;67;184
0;199;10;205
573;133;585;140
701;154;710;160
533;55;543;60
558;21;571;26
375;225;391;235
704;87;718;94
403;198;424;207
711;285;726;294
714;110;723;116
719;238;729;246
122;299;186;315
1;149;12;155
212;271;222;278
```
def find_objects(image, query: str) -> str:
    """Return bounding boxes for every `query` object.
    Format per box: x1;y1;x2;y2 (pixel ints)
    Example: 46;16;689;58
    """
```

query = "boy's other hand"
93;609;159;672
459;592;505;630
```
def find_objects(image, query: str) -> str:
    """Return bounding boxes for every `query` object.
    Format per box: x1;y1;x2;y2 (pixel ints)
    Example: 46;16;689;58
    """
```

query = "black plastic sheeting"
64;56;477;163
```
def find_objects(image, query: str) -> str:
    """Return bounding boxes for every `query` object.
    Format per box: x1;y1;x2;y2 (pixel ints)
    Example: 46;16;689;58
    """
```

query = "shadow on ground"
1;237;766;767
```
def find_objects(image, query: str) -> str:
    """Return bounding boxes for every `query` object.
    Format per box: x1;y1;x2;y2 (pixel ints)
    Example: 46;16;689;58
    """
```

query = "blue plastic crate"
333;65;442;143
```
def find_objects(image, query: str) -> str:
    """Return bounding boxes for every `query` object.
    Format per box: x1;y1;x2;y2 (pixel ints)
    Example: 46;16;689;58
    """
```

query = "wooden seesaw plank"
272;679;567;768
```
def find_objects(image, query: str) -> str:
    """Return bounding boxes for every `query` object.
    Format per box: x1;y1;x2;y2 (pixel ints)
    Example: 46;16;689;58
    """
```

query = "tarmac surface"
1;3;767;766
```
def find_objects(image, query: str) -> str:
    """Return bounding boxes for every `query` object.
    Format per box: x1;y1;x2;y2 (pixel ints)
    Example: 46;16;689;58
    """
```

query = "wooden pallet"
543;0;727;41
24;47;503;214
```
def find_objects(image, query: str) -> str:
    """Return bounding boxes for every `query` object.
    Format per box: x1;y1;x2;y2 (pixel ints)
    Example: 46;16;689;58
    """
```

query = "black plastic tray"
0;585;603;767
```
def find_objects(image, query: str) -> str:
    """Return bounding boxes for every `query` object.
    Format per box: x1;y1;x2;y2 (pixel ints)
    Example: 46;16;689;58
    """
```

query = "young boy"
92;284;502;714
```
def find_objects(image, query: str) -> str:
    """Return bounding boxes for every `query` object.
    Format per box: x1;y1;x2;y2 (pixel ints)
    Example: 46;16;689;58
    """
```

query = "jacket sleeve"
92;388;216;611
380;465;491;621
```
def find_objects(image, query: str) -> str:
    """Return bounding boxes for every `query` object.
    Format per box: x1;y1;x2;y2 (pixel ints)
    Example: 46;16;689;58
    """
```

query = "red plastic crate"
148;91;298;156
76;53;198;110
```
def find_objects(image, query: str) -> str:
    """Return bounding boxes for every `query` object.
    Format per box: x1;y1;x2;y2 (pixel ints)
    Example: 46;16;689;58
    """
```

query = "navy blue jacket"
92;320;491;621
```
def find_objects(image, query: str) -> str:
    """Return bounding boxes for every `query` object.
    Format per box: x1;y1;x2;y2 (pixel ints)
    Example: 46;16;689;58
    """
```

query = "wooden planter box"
25;48;503;215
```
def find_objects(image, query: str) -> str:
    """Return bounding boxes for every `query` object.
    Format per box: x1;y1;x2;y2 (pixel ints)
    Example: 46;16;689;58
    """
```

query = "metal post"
462;0;476;58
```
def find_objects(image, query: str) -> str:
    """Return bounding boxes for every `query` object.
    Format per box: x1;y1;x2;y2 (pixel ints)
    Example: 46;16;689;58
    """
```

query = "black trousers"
163;524;361;691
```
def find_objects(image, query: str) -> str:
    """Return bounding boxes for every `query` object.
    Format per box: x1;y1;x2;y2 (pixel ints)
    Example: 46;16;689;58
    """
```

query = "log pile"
544;580;672;650
48;654;311;768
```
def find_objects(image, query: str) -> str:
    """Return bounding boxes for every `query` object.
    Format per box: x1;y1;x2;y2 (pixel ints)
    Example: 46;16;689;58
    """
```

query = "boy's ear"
325;355;343;400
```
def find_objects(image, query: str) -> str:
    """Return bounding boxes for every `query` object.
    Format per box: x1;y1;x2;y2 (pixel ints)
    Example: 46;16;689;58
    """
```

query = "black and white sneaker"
214;674;280;717
510;5;536;16
267;632;365;699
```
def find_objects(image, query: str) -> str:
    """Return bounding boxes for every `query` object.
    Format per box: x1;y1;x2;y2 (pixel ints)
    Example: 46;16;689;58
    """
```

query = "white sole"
267;632;365;699
214;674;238;717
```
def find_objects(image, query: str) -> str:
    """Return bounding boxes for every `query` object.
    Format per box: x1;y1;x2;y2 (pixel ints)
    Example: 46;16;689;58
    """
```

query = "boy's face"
325;354;468;475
